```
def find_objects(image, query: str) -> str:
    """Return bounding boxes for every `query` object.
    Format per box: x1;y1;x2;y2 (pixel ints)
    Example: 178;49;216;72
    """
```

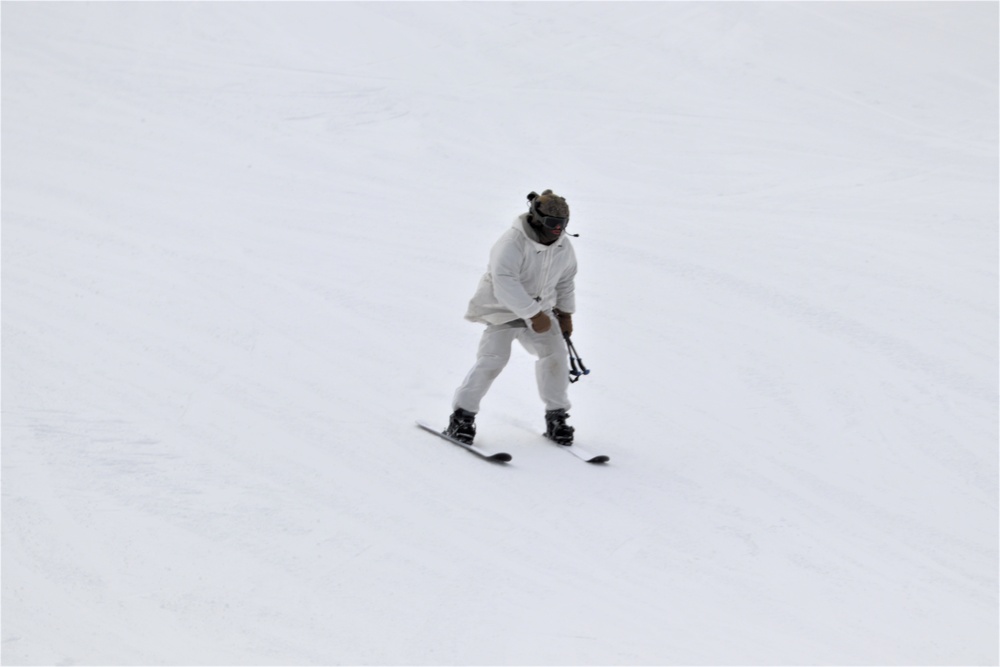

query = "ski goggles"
532;211;569;230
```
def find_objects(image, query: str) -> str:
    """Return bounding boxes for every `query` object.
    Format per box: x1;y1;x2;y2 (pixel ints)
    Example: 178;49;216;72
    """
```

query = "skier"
446;189;577;446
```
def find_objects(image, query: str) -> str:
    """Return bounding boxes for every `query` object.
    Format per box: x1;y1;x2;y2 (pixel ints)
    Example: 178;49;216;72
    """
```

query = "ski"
416;421;512;463
543;434;610;464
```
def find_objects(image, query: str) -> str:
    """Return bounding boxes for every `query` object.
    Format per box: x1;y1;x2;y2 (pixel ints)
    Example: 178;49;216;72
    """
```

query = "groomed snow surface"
2;3;997;665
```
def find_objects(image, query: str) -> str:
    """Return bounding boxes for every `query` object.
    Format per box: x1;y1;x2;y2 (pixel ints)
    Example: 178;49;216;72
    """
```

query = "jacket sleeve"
490;235;542;321
555;245;577;314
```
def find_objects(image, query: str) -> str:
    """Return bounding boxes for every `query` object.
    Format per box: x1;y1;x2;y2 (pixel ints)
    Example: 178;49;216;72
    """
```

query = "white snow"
2;2;997;665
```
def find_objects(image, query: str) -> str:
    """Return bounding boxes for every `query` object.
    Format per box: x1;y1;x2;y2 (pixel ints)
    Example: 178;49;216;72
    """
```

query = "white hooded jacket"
464;213;577;326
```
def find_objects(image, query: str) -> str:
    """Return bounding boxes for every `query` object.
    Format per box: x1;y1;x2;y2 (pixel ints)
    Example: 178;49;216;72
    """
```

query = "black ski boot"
445;408;477;445
545;409;575;445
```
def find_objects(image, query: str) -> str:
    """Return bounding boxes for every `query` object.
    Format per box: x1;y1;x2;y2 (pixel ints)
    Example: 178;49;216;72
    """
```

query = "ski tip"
415;420;445;436
543;432;610;464
418;420;512;463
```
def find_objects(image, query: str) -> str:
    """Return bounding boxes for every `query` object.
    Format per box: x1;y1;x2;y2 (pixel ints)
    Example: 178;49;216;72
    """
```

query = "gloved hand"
556;310;573;336
529;311;552;333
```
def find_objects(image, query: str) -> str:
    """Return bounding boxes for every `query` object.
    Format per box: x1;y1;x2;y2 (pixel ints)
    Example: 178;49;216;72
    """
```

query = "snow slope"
2;2;997;664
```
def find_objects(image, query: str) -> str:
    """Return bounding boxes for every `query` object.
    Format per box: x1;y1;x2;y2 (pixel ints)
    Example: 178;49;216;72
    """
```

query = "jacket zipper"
537;246;555;303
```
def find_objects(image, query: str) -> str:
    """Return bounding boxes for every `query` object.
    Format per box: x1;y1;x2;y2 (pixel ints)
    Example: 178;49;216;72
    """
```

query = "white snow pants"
452;313;571;414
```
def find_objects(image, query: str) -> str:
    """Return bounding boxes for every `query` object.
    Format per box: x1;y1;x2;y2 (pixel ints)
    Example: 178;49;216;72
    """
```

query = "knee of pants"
475;351;511;376
537;350;569;374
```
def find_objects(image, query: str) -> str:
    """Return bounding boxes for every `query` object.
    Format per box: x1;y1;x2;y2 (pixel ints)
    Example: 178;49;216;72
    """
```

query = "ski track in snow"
2;3;997;665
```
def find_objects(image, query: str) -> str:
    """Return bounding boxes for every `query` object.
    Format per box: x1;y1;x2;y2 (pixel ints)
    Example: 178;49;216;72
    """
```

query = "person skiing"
446;189;577;446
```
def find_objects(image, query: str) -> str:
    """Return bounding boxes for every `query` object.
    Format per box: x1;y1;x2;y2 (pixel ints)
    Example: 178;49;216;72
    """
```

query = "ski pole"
564;333;590;383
